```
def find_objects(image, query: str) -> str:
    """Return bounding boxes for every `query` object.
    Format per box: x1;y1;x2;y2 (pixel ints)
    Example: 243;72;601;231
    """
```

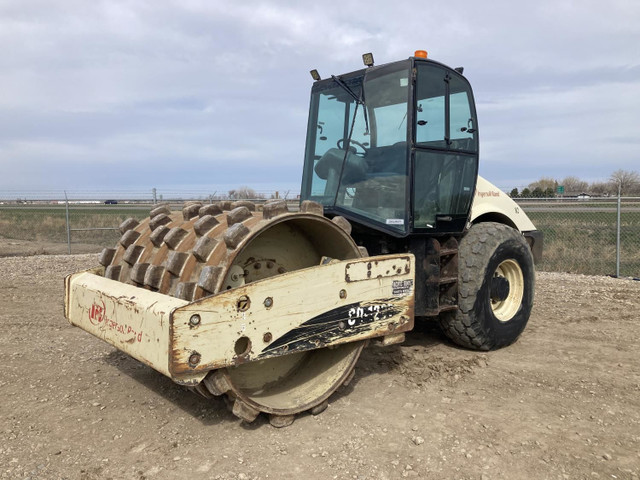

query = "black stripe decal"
260;299;402;356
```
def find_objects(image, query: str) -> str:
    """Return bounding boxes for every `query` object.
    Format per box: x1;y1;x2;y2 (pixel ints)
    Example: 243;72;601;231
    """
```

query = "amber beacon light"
414;50;428;58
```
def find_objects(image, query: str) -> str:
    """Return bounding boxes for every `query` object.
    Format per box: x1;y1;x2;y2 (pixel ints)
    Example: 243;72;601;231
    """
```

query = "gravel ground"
1;254;639;480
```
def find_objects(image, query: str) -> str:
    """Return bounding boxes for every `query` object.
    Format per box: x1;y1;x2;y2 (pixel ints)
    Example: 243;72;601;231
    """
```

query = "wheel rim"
490;259;524;322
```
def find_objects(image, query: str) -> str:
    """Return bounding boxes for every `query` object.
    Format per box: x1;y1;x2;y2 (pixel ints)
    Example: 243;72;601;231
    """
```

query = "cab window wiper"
331;75;361;104
330;75;370;136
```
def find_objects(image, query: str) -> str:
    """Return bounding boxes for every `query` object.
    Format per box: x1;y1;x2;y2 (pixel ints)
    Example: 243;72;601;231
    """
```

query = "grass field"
0;205;150;247
527;210;640;277
1;204;639;277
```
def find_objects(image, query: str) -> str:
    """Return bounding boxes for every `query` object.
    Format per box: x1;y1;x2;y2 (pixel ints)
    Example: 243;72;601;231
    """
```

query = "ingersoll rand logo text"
87;301;144;342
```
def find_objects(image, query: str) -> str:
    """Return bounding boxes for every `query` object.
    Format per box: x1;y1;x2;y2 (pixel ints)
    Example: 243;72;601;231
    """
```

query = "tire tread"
439;222;533;351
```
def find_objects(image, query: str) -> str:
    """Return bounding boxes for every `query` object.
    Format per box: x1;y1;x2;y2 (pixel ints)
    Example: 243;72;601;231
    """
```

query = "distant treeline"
510;169;640;198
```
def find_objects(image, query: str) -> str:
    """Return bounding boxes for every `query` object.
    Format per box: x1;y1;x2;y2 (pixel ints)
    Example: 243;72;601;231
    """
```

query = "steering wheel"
337;138;368;156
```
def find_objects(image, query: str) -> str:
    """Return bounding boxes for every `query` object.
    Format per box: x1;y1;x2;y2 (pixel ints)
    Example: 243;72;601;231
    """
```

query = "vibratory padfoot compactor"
65;51;542;427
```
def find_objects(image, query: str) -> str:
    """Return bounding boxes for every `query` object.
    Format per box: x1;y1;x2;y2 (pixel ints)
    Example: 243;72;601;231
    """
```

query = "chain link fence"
518;197;640;278
0;193;299;256
0;202;151;255
1;193;638;278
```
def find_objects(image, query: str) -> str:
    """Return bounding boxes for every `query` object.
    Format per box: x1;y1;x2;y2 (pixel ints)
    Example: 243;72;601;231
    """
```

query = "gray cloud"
1;0;639;195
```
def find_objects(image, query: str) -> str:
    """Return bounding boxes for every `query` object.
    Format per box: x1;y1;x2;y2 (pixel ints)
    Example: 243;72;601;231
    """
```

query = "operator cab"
301;52;479;236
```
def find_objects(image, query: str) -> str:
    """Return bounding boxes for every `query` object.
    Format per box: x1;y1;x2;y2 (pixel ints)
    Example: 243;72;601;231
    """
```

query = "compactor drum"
65;51;542;427
96;201;366;425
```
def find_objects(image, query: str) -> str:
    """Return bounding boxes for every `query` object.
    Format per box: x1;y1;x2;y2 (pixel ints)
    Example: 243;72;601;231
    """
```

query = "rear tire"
439;222;535;350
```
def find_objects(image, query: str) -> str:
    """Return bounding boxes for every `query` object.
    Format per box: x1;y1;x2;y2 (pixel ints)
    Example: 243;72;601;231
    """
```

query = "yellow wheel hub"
490;259;524;322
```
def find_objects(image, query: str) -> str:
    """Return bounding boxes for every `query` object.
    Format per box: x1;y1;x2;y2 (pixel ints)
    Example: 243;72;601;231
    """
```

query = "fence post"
616;183;621;278
152;188;157;205
64;191;71;254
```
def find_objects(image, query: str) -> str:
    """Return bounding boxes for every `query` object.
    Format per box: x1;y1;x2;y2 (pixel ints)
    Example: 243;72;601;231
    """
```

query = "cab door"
412;62;479;233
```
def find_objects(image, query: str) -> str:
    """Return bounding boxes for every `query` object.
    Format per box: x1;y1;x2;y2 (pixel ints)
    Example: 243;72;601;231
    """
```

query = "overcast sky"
1;0;639;197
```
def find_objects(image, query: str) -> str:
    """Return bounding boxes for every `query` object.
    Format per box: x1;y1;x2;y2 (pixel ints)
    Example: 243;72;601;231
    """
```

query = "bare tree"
609;169;640;195
560;176;588;194
528;177;557;192
228;186;264;200
590;181;614;196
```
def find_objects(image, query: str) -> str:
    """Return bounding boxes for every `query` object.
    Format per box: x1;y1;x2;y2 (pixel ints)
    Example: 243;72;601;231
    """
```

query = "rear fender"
470;176;536;232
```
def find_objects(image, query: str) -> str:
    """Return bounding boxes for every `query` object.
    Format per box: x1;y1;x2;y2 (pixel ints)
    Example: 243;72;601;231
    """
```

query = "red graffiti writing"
87;301;143;342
